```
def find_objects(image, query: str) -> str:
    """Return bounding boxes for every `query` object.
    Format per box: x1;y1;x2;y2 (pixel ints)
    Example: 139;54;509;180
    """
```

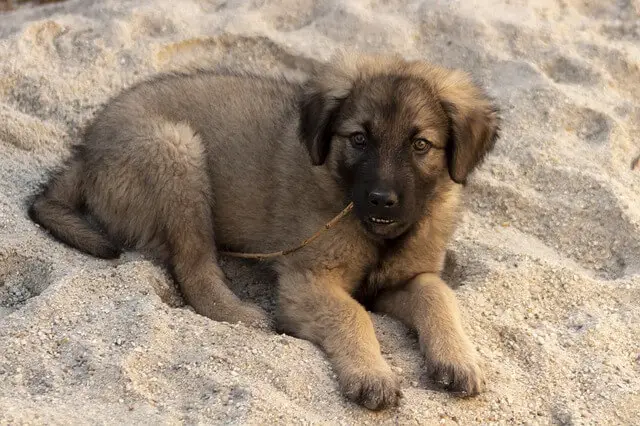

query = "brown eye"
350;132;367;148
412;138;432;153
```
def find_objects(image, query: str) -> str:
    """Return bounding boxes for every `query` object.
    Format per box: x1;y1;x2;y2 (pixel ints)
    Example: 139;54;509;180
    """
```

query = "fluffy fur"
29;52;500;410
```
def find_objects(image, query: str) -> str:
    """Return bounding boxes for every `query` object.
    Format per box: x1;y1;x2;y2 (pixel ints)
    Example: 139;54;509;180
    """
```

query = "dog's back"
29;71;317;257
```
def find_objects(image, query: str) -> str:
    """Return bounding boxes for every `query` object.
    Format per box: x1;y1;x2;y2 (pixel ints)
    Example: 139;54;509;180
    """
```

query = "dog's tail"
28;157;121;259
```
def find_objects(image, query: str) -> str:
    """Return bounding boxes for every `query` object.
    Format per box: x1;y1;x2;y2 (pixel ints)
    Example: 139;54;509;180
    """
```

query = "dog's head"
299;52;500;239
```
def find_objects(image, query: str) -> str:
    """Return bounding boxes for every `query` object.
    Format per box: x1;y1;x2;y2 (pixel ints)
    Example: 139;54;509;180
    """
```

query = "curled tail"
28;158;121;259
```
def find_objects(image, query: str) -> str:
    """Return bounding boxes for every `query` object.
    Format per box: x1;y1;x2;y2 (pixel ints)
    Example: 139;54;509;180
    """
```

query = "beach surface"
0;0;639;424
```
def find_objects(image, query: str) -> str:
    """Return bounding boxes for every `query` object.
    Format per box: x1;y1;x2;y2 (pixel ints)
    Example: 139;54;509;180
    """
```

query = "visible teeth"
370;217;395;224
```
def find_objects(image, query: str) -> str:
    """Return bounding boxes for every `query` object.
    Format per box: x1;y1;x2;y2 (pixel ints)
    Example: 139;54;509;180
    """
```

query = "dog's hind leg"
84;119;270;328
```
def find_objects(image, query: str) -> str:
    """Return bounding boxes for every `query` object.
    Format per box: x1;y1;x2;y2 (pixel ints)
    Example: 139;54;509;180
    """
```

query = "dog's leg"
276;271;401;410
373;273;484;395
166;225;270;329
154;127;270;329
85;119;269;329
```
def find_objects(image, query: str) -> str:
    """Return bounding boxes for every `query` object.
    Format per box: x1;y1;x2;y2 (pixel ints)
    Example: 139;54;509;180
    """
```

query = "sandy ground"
1;0;639;424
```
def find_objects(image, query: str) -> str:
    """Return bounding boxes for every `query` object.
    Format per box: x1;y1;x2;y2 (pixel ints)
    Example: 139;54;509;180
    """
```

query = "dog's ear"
298;58;354;166
420;67;500;184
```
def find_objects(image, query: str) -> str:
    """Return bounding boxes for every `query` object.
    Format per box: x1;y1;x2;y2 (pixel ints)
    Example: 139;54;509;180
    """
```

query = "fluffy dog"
29;52;500;410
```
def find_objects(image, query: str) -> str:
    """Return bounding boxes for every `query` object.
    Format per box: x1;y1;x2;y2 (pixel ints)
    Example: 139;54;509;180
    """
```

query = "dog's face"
299;53;500;239
328;76;451;238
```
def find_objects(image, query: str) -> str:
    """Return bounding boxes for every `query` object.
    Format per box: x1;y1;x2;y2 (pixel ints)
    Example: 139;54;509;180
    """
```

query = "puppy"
29;52;499;410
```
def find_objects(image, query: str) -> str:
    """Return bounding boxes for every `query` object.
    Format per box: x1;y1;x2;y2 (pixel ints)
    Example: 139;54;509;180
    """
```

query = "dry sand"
1;0;639;424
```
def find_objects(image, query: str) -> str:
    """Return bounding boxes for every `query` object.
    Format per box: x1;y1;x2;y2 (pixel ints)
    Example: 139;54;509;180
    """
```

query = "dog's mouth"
362;215;407;239
351;198;408;239
367;216;396;225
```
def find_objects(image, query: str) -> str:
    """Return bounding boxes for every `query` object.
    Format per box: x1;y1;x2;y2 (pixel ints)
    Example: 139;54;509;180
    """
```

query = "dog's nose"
368;189;399;208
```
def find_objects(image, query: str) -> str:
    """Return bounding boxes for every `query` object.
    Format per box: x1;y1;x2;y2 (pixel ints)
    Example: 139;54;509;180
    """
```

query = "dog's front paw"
339;363;402;410
427;351;485;396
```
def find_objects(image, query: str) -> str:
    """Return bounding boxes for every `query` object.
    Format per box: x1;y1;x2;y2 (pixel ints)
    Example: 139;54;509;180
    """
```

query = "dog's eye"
412;138;432;153
350;133;367;149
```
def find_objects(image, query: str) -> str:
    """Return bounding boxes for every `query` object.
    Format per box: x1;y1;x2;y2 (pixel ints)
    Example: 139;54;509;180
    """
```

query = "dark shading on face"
330;76;450;239
298;56;500;240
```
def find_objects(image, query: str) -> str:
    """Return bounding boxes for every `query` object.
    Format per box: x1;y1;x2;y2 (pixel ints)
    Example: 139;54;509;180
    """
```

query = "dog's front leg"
373;273;485;395
276;271;401;410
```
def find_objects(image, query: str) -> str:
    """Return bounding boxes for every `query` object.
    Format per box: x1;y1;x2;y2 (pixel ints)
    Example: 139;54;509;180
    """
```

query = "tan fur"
28;52;499;410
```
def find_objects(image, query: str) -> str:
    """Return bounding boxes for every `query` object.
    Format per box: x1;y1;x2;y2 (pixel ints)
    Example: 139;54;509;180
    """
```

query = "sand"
1;0;639;424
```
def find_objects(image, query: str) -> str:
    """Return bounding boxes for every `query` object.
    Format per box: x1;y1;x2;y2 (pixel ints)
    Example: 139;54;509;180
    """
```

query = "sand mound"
1;0;638;423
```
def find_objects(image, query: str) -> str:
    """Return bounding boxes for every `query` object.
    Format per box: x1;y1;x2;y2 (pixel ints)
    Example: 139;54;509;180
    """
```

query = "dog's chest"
354;232;447;302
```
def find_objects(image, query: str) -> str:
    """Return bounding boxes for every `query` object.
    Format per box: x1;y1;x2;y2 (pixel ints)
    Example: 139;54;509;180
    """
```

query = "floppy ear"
426;68;500;184
298;59;353;166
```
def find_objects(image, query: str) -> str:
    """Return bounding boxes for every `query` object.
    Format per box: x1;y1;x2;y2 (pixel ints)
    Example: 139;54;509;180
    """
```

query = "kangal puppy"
29;52;500;410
